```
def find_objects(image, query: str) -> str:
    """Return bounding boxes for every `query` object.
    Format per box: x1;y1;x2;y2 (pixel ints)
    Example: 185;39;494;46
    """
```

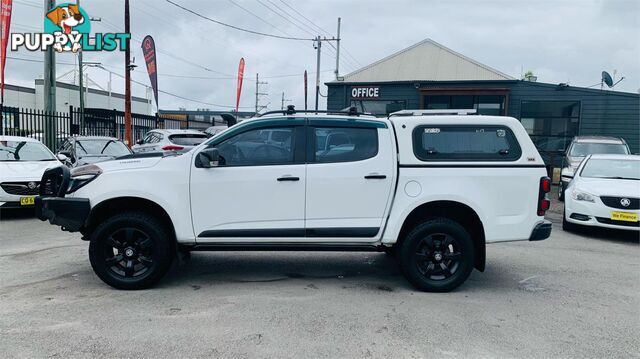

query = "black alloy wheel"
399;218;474;292
103;228;155;279
89;211;174;290
414;233;463;281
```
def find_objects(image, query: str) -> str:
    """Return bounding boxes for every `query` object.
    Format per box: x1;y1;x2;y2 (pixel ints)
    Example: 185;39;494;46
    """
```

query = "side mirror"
136;139;144;145
56;153;68;162
197;148;220;168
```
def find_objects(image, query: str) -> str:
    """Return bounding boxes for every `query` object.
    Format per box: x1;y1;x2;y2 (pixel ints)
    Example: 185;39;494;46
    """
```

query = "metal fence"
0;105;185;150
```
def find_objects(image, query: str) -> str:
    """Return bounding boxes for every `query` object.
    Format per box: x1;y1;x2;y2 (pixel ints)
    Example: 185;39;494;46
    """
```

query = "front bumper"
529;220;552;241
565;195;639;232
35;196;90;232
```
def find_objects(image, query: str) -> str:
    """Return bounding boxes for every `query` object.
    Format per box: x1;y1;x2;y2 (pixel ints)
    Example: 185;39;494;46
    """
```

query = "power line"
97;61;333;80
7;55;76;66
101;66;253;109
274;1;361;71
97;18;235;77
257;0;316;38
226;0;292;37
278;0;330;37
164;0;314;41
158;69;334;80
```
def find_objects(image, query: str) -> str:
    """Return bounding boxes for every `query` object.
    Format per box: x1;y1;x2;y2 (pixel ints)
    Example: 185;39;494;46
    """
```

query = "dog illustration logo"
11;3;129;53
44;3;90;53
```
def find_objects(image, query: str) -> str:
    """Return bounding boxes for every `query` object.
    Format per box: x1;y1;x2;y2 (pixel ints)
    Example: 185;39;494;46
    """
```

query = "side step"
185;242;384;252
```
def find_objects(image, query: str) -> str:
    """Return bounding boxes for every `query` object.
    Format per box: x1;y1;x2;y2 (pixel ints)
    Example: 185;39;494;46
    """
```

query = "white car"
564;154;639;232
36;109;551;291
0;136;63;209
132;129;208;154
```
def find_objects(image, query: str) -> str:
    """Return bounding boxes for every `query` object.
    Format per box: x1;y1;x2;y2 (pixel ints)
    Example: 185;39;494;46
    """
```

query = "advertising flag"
0;0;13;104
236;57;245;113
141;35;159;107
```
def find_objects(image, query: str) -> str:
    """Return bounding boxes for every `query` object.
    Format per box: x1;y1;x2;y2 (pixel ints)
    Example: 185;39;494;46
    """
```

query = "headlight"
571;189;596;203
67;164;102;193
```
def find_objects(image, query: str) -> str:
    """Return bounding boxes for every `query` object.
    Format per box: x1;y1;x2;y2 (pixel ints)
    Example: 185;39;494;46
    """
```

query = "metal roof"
332;38;514;83
573;136;627;144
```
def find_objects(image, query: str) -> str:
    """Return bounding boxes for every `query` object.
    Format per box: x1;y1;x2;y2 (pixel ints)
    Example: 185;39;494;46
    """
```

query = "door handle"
277;176;300;182
365;174;387;180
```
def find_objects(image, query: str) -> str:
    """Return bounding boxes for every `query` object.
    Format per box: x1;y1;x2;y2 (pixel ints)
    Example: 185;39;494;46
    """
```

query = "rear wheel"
398;218;474;292
89;211;174;290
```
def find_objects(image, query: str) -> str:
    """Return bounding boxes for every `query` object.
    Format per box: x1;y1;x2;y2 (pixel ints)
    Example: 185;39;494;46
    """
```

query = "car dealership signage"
351;86;380;99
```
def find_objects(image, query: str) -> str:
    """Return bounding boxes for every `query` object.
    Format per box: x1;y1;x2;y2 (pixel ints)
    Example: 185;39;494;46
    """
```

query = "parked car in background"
204;125;228;138
57;136;132;168
563;154;639;232
0;136;62;209
132;129;208;154
36;109;551;291
559;136;630;201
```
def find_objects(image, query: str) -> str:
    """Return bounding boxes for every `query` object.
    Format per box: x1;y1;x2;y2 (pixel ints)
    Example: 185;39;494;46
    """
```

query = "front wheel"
398;218;474;292
558;181;566;201
89;211;174;290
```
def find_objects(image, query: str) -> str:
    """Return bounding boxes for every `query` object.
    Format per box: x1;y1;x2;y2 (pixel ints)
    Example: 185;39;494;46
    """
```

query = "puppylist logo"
10;3;130;53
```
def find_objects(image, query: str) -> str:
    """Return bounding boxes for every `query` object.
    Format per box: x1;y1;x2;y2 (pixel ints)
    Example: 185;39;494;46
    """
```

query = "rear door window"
169;134;208;146
312;127;378;163
413;125;521;161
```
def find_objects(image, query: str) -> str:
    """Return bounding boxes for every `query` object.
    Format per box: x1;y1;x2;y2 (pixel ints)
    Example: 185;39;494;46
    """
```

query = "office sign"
351;86;380;99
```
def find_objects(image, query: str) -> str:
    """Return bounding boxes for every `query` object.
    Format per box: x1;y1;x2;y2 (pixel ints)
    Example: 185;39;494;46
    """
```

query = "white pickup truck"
36;108;551;291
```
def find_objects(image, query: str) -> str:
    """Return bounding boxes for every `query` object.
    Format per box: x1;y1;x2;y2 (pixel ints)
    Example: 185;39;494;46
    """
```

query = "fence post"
68;105;74;136
112;108;118;138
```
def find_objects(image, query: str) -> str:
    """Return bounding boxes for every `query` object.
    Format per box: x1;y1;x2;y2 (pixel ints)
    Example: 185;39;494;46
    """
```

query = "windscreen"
0;140;56;161
570;143;629;157
169;134;208;146
581;159;640;180
76;139;131;157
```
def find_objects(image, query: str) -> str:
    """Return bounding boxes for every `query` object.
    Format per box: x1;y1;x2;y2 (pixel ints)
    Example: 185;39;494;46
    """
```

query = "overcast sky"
6;0;640;112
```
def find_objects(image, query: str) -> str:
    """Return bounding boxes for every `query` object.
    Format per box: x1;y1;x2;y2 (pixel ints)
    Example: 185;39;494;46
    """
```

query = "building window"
423;95;505;115
350;100;406;116
520;101;580;155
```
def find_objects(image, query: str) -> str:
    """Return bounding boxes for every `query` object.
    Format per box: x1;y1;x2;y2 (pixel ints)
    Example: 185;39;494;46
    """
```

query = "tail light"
538;177;551;216
162;144;184;151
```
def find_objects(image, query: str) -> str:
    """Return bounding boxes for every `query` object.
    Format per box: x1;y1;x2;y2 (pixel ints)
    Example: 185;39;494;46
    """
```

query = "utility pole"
280;92;291;110
76;0;83;133
44;0;56;148
254;73;268;114
335;17;341;80
124;0;132;145
313;33;339;112
314;36;321;112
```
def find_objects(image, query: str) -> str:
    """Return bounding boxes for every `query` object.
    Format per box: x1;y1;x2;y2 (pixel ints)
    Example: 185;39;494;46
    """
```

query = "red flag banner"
0;0;12;104
304;70;308;110
141;35;158;108
236;57;245;113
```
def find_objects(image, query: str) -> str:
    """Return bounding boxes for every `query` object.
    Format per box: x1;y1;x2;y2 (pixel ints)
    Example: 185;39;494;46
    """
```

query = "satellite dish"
602;71;614;88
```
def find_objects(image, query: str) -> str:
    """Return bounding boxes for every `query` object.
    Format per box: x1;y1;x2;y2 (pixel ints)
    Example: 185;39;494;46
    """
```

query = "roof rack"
258;105;372;118
389;109;478;117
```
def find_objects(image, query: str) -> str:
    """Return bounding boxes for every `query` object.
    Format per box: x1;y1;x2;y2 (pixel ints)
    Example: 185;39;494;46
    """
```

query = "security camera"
414;83;421;89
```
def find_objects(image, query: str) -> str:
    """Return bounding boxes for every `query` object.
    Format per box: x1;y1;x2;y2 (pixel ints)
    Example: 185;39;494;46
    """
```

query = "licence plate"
20;196;35;206
611;211;638;222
